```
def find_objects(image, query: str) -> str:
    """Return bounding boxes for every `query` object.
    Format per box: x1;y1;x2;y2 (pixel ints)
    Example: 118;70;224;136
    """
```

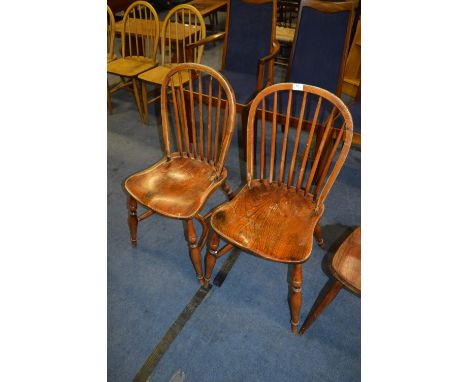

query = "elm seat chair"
186;0;280;151
124;63;237;284
108;5;117;113
138;4;207;124
203;83;353;333
107;1;160;119
300;226;361;335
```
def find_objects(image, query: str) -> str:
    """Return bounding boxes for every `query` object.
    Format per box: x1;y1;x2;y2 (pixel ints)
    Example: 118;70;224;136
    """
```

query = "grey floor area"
108;39;361;382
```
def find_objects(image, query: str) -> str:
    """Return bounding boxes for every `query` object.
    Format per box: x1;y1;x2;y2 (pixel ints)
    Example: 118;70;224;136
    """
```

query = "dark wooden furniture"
124;63;237;284
138;5;207;124
300;227;361;335
107;1;160;120
186;0;280;155
203;83;353;333
187;0;227;31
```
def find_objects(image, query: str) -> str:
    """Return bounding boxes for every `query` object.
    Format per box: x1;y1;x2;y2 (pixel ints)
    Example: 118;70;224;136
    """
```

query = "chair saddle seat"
107;57;156;77
331;227;361;293
211;180;324;263
125;155;227;219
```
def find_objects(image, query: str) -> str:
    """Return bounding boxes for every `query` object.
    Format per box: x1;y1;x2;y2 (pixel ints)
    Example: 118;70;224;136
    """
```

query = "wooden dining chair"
108;5;117;113
203;83;353;333
300;227;360;335
138;4;207;124
186;0;280;153
107;1;159;119
124;63;237;284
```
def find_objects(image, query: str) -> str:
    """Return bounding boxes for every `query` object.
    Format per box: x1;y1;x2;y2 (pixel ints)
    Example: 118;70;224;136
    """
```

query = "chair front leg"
141;81;149;125
187;219;204;284
107;80;112;113
299;279;342;335
127;195;138;247
289;264;303;334
132;78;144;121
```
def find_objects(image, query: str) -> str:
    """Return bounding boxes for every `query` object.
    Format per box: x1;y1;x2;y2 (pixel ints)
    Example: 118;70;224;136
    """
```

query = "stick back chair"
203;83;353;333
107;1;160;119
108;5;117;113
138;4;207;124
300;226;360;335
186;0;280;150
124;63;237;284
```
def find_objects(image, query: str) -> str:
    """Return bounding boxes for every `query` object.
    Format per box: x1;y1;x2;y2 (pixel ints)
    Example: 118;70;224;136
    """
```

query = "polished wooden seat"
300;227;361;335
204;83;353;333
125;155;227;219
107;1;160;120
332;226;361;292
124;63;237;284
211;180;323;263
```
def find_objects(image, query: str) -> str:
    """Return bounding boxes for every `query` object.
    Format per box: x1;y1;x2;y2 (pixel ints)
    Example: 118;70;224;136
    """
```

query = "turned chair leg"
141;82;149;125
127;195;138;247
314;223;324;248
203;232;220;288
132;78;144;121
299;279;342;335
221;180;234;200
187;219;204;284
107;80;112;113
289;264;303;334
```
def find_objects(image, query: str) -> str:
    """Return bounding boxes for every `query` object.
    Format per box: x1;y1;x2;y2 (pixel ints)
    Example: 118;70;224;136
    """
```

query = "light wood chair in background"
203;83;353;333
107;1;159;119
124;63;237;284
108;5;117;113
300;227;361;335
138;5;206;124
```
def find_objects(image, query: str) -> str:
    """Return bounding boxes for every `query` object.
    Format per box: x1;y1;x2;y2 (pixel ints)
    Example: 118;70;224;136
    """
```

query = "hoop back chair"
107;1;160;119
138;4;207;124
187;0;280;147
300;226;360;335
124;63;237;284
108;6;116;113
107;5;116;62
203;83;353;333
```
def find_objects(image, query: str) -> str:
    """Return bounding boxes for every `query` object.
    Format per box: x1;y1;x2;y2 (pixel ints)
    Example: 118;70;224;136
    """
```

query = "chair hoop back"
121;1;159;62
246;82;353;208
107;5;116;61
287;0;354;96
160;63;237;178
161;5;206;66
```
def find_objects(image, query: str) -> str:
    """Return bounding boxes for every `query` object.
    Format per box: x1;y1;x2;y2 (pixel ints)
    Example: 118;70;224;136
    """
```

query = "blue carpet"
108;42;360;382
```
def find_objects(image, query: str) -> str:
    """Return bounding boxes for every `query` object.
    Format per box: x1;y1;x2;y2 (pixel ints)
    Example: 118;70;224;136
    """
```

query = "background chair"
275;0;299;66
138;4;207;124
124;63;237;284
300;227;361;335
287;0;354;97
203;83;353;333
187;0;280;152
108;5;116;113
107;1;159;119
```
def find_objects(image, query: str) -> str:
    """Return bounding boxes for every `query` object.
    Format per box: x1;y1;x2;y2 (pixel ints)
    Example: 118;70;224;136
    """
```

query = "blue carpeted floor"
108;40;361;381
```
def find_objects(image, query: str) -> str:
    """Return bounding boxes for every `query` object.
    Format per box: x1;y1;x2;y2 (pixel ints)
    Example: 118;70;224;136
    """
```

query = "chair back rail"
160;64;237;178
161;5;206;66
287;0;354;96
247;83;353;208
107;5;116;60
122;1;159;61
